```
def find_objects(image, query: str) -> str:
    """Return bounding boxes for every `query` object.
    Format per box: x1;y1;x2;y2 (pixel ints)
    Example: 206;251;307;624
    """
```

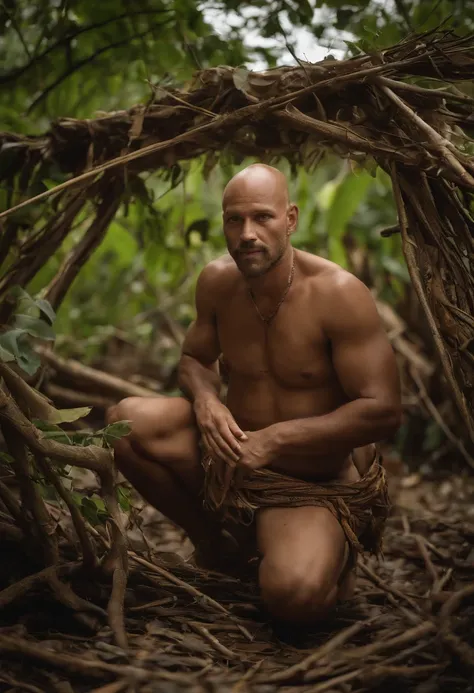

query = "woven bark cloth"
201;452;391;568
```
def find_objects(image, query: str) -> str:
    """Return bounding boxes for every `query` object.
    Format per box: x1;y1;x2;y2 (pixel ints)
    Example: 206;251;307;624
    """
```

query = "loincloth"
201;451;391;573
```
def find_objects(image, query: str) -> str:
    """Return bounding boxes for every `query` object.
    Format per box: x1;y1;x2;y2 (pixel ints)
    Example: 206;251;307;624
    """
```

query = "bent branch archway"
0;27;474;657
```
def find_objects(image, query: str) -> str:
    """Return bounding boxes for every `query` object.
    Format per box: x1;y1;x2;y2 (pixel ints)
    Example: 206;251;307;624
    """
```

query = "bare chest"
217;294;333;388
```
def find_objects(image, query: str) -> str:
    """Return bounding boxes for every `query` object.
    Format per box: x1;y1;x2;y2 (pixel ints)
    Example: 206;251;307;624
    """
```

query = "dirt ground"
0;455;473;693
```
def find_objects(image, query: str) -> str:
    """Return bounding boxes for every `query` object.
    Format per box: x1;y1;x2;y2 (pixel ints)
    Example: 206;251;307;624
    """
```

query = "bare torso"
213;250;373;482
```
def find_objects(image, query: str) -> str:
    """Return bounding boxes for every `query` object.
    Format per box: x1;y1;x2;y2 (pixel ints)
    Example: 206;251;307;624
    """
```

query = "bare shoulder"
198;254;238;289
297;251;379;326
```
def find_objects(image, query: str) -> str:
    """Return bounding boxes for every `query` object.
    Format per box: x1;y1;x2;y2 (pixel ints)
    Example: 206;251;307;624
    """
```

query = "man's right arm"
178;264;222;405
177;264;247;462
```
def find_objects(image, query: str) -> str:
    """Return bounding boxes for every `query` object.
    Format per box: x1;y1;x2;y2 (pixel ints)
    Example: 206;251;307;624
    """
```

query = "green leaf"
96;420;131;446
16;345;41;376
117;485;131;512
8;286;39;315
49;407;92;424
33;419;72;445
0;329;25;359
81;497;100;525
0;343;15;362
13;314;56;340
81;496;108;525
0;452;14;465
35;298;56;324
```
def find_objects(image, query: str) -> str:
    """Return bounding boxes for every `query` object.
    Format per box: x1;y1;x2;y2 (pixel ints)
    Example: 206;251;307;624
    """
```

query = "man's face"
222;177;297;278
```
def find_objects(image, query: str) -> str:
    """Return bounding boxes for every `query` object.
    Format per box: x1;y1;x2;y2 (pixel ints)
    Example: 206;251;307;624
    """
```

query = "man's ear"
287;203;299;234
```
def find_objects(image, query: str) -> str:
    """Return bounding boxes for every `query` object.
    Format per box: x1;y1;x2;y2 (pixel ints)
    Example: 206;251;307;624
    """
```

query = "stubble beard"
239;239;287;278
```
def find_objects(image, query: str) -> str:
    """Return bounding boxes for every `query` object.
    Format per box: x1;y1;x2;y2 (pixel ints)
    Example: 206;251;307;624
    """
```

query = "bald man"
107;164;401;626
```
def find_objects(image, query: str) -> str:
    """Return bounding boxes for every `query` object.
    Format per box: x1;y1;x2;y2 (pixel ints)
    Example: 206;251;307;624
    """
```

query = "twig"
277;106;415;163
87;682;130;693
129;596;177;611
433;567;453;594
358;560;422;613
305;669;363;693
394;0;414;31
346;622;436;659
0;674;44;693
439;583;474;668
0;521;23;541
45;383;114;410
129;552;229;615
44;178;123;311
35;454;97;569
26;20;174;114
36;346;159;399
409;365;474;469
380;81;474;189
0;479;27;530
0;386;112;475
0;633;146;680
189;621;238;660
263;620;369;684
2;421;58;564
381;76;474;104
390;165;474;441
101;464;129;650
414;533;438;587
0;9;173;85
0;54;435;224
0;563;73;608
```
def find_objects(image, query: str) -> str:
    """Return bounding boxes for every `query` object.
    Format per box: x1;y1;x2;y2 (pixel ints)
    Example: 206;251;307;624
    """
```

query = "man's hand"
194;395;247;465
237;429;276;470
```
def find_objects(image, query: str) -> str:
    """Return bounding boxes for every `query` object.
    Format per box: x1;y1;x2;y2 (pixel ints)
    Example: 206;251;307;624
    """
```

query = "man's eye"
256;213;271;222
227;216;240;223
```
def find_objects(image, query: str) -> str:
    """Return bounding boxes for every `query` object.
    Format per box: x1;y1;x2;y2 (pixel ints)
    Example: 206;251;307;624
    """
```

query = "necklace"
248;257;295;326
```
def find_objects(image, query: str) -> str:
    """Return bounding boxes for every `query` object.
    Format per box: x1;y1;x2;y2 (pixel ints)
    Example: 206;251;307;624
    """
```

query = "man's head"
222;164;298;277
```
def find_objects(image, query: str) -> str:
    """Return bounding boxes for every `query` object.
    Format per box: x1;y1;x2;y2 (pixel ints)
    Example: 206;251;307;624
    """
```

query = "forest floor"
1;459;473;693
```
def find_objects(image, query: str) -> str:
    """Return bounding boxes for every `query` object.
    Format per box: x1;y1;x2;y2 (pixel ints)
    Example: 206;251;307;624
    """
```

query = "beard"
232;241;286;278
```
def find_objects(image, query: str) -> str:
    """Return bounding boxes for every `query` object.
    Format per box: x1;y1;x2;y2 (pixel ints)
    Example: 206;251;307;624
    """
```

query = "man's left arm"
265;275;402;462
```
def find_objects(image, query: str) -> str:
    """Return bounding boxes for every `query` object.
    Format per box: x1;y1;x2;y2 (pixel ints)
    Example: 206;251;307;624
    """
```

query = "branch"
394;0;414;32
0;55;426;223
0;9;174;86
101;465;128;650
439;583;474;668
2;421;58;565
0;386;112;475
36;346;160;399
45;177;124;311
390;165;474;441
26;19;174;114
409;365;474;469
0;479;27;530
0;383;128;643
45;383;115;410
0;563;74;609
1;3;32;61
35;454;97;569
379;80;474;189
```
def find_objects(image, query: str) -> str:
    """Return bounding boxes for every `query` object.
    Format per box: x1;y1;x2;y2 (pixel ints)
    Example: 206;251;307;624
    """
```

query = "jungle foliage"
0;0;473;546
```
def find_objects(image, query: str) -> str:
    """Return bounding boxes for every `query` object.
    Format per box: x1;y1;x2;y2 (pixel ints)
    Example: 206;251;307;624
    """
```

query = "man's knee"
259;557;335;623
106;397;139;427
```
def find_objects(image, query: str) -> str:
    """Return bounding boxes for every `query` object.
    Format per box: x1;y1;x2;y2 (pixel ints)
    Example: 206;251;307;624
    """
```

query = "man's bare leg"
257;504;354;625
106;396;221;553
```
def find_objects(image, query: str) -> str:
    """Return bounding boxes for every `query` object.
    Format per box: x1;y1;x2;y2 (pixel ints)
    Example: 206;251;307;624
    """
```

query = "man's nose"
240;219;257;242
